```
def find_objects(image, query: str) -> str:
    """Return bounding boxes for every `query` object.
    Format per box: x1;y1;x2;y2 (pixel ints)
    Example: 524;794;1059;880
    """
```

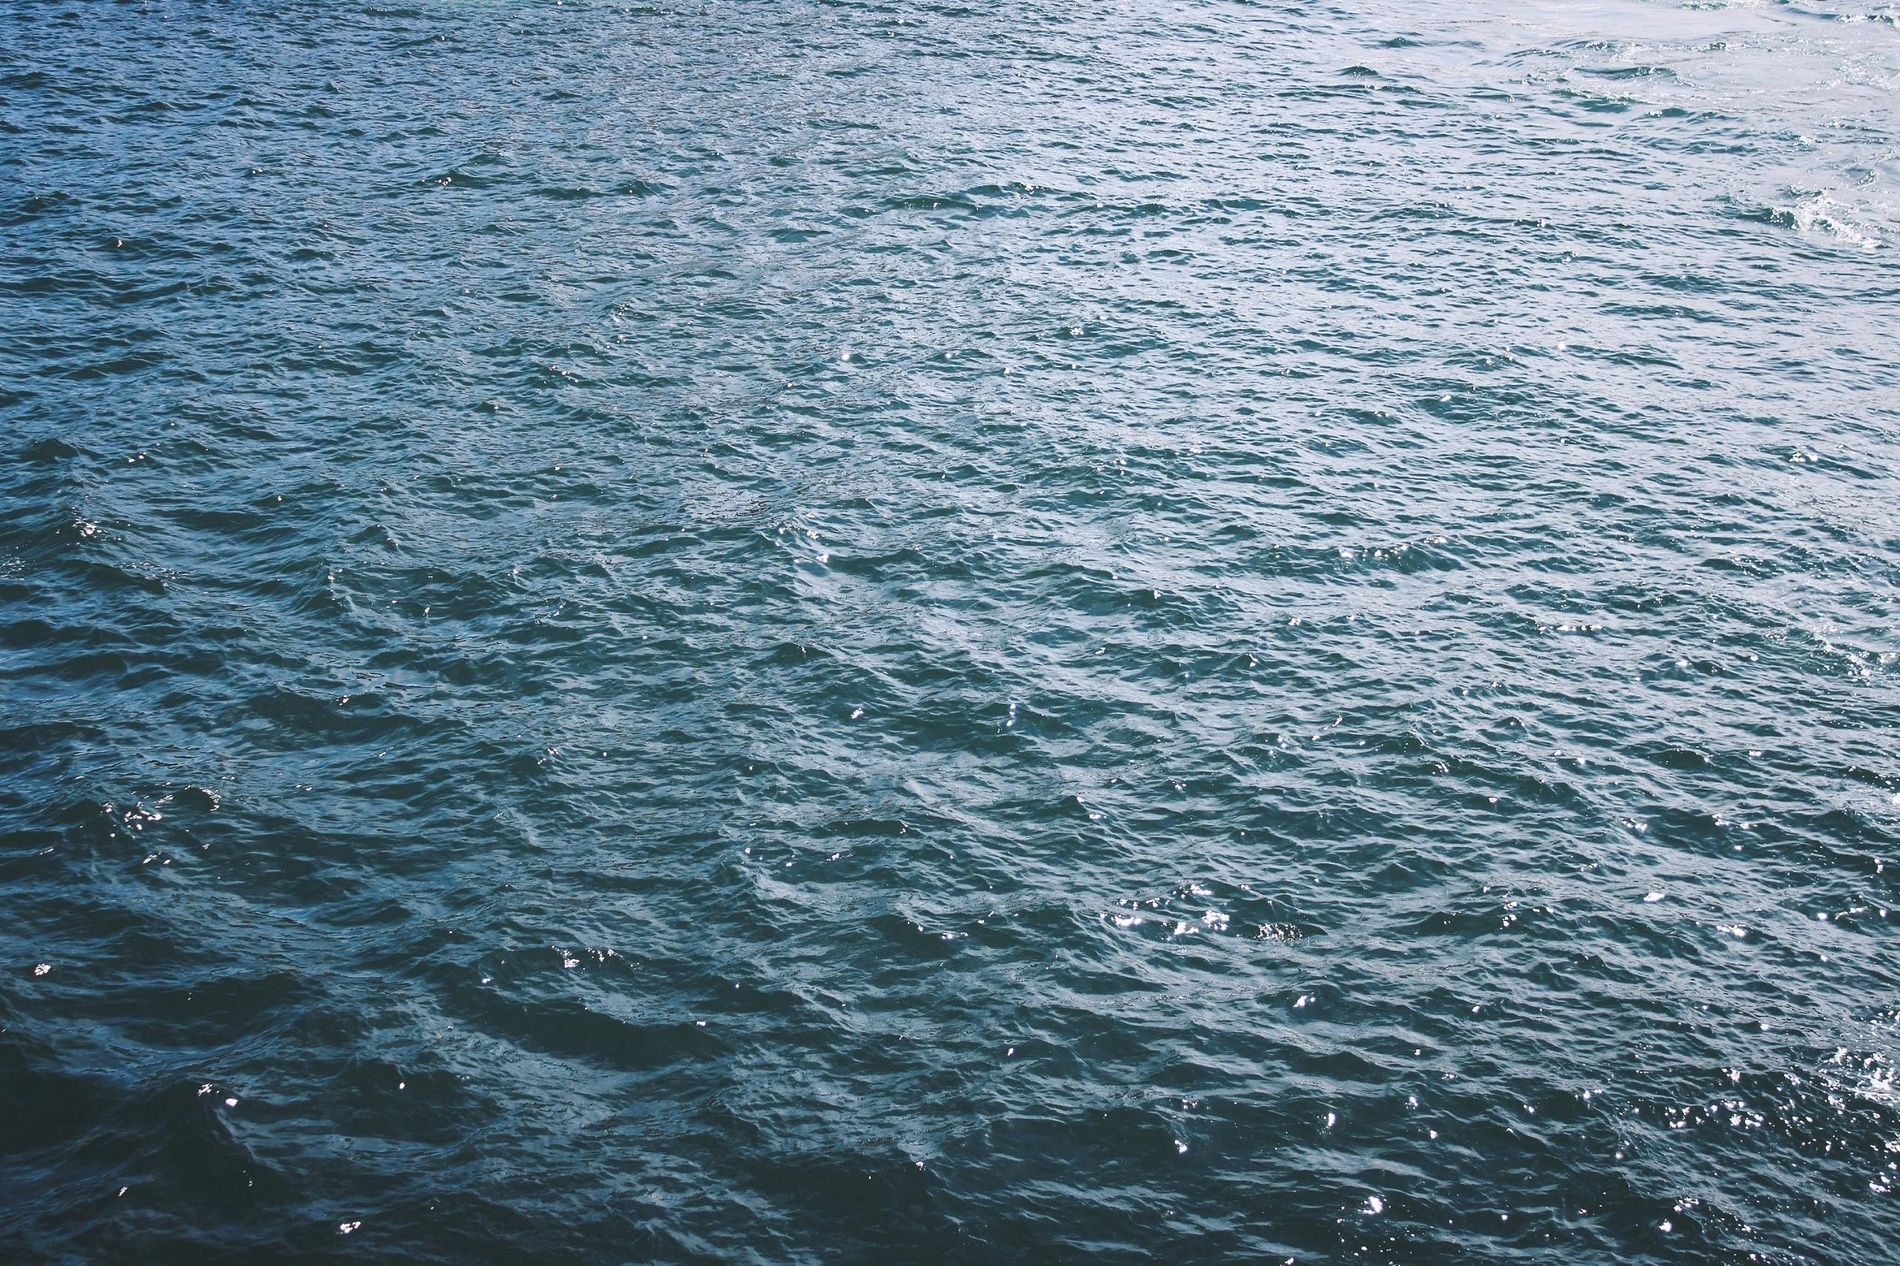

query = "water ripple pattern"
2;0;1898;1261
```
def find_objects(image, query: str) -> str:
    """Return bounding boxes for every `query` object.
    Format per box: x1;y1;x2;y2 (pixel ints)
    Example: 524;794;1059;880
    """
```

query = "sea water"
2;0;1898;1260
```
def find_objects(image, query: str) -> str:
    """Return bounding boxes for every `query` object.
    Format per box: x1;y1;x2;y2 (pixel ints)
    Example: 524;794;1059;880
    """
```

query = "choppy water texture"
3;0;1899;1261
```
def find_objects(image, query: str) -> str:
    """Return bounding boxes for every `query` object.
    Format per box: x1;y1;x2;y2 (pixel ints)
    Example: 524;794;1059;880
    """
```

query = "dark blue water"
3;0;1899;1260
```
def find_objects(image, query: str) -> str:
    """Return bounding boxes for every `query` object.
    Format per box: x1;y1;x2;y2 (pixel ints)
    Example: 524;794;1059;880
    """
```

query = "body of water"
3;0;1899;1260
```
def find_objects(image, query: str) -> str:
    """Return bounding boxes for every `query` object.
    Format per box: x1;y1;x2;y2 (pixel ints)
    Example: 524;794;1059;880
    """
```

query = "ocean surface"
2;0;1898;1260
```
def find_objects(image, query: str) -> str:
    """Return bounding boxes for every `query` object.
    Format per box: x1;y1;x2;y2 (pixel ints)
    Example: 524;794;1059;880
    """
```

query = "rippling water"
3;0;1899;1260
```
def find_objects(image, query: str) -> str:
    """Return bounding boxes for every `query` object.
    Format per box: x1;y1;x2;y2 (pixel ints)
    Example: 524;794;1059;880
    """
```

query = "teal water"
3;0;1899;1261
